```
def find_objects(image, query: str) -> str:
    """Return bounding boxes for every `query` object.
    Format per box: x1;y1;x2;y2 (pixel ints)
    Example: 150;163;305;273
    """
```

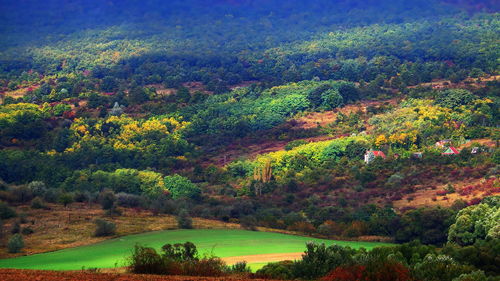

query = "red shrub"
322;265;366;281
468;198;482;206
436;190;448;196
322;262;412;281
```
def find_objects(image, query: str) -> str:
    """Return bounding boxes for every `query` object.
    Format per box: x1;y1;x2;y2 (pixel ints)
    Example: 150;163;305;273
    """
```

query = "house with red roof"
442;146;460;155
364;150;386;164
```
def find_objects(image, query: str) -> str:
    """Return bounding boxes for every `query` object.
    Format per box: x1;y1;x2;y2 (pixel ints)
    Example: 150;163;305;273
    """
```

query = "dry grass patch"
0;203;242;259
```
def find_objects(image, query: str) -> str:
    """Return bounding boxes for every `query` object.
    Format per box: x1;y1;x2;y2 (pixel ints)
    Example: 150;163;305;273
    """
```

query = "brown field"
293;98;399;130
0;269;275;281
393;177;500;210
407;75;500;90
0;85;40;104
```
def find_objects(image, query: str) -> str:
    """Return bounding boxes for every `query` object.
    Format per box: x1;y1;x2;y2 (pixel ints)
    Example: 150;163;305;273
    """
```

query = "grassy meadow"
0;229;392;270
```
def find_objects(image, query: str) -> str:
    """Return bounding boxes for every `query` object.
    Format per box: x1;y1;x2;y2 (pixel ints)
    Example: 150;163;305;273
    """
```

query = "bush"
73;191;90;202
104;205;122;217
43;188;62;203
116;193;143;208
128;242;227;277
292;243;356;280
10;221;20;234
7;234;24;253
21;227;34;235
413;254;473;281
240;215;258;231
98;190;116;210
30;197;47;209
182;256;227;277
11;186;33;203
285;140;308;151
28;181;46;197
129;245;167;274
0;201;16;219
228;261;251;273
177;209;192;229
162;242;198;261
94;219;116;237
256;261;294;280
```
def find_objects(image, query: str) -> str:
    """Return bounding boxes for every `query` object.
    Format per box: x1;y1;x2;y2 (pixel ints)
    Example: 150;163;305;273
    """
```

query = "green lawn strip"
0;229;392;270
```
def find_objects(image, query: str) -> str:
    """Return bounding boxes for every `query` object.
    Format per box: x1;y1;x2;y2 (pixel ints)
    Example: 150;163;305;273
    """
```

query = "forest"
0;0;499;280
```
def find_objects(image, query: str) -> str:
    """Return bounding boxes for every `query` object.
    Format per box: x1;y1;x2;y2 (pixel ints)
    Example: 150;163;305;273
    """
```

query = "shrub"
0;201;16;219
228;261;251;273
94;219;116;237
451;270;488;281
21;227;34;235
11;186;33;203
128;242;227;276
292;243;356;280
28;181;46;197
240;215;258;231
129;245;167;274
10;221;20;234
256;261;294;280
104;205;122;217
30;197;47;209
98;189;116;210
43;188;62;203
162;242;198;261
285;140;308;151
182;256;227;277
413;254;473;281
7;234;24;253
116;193;143;208
177;209;192;229
73;191;89;202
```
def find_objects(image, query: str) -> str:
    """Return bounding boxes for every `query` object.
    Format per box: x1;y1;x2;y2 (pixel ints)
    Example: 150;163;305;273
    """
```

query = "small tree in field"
7;234;24;253
94;219;116;237
177;209;192;229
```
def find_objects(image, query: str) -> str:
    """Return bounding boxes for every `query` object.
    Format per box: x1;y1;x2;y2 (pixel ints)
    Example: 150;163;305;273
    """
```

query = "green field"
0;229;392;270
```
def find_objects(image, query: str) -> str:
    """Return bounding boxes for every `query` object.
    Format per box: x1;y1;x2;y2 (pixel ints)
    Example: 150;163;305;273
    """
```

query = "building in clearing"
442;146;460;155
364;150;386;164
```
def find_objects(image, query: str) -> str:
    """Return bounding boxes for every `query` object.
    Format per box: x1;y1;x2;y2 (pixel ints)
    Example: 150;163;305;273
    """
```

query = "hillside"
0;0;499;280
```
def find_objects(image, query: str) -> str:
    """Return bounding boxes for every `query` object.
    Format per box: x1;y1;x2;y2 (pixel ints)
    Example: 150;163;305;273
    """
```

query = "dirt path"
222;253;303;265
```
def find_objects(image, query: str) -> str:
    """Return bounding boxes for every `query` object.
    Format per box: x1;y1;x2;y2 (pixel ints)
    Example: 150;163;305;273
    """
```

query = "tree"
436;89;476;109
396;207;455;245
58;193;74;207
448;203;499;246
128;87;150;104
164;175;200;200
99;190;116;210
176;86;191;103
177;209;193;229
7;234;24;253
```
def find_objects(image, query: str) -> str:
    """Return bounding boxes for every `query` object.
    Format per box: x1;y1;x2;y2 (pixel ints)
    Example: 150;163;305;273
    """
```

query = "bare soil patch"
393;178;500;210
222;253;303;265
0;269;273;281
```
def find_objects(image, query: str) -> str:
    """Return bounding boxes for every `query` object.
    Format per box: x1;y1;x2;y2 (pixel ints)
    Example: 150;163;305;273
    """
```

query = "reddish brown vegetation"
322;261;412;281
0;269;273;281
